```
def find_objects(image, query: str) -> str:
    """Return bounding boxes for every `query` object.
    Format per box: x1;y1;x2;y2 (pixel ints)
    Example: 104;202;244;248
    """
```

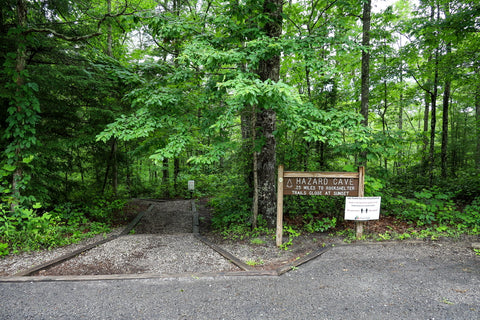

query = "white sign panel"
188;180;195;191
345;197;381;221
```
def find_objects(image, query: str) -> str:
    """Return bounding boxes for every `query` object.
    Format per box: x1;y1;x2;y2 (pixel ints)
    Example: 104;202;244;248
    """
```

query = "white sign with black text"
345;197;381;221
188;180;195;191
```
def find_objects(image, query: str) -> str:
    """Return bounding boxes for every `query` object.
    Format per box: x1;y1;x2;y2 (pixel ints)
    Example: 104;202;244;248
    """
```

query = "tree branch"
25;27;102;41
22;1;133;42
409;68;432;95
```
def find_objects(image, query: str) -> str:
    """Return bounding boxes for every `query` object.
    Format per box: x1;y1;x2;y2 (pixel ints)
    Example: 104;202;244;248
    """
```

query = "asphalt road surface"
1;241;479;320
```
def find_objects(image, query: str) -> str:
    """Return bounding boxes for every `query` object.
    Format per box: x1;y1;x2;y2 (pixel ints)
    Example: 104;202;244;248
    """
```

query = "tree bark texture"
240;107;254;196
398;62;404;131
173;157;179;194
476;77;480;169
162;158;170;198
440;4;451;179
421;90;429;169
429;50;439;183
105;0;119;195
359;0;371;167
441;77;450;178
360;0;371;128
254;0;283;227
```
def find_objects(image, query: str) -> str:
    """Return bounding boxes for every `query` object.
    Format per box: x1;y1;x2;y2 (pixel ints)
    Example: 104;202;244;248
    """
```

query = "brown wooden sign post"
276;165;365;247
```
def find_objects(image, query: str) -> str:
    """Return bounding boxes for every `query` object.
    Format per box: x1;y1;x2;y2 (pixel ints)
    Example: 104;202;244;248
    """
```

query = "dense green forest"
1;0;479;254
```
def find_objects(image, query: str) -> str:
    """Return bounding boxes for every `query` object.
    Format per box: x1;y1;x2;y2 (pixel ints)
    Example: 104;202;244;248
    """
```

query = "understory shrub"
439;171;480;203
461;197;480;229
0;197;128;256
207;173;275;239
284;196;343;221
210;185;252;232
85;198;128;224
303;215;337;233
386;189;480;229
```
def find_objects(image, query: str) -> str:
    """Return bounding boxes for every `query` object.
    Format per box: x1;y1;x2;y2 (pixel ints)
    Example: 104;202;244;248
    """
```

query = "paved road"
1;242;479;319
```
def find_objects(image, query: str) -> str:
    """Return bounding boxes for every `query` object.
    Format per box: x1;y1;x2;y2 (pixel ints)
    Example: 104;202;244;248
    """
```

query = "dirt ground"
0;198;478;278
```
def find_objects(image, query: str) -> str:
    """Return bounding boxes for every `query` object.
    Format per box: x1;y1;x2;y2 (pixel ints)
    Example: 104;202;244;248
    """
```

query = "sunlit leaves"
96;108;161;142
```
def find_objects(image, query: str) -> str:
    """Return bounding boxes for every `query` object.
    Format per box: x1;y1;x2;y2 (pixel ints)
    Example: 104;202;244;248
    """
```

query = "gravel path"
0;199;335;277
36;234;239;275
22;200;242;276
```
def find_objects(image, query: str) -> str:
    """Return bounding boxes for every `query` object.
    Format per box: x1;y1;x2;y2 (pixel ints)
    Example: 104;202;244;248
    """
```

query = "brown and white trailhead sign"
276;166;365;246
283;175;359;196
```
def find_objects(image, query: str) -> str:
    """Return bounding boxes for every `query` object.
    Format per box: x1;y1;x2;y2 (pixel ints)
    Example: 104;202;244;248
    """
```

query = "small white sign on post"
188;180;195;191
345;197;381;221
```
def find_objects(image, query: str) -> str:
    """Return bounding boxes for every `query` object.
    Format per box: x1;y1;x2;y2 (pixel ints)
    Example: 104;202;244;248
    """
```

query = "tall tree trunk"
162;158;170;198
102;140;117;194
107;0;113;56
428;56;438;184
240;102;254;196
476;74;480;170
112;138;118;196
382;80;388;134
305;66;312;98
252;107;258;229
106;0;118;196
174;157;180;194
450;115;457;176
398;58;404;131
318;141;326;169
360;0;371;166
254;0;283;228
422;91;430;171
10;0;28;211
396;58;404;175
427;9;440;182
441;71;451;178
382;79;388;172
440;3;451;178
125;142;132;196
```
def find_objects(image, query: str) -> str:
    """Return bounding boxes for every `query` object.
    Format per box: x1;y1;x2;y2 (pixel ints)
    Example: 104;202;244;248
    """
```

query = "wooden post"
356;166;365;239
276;165;284;247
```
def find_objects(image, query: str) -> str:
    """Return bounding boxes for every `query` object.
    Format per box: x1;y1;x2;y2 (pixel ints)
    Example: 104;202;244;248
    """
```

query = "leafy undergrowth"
0;199;144;257
207;187;480;251
336;217;478;243
207;206;479;252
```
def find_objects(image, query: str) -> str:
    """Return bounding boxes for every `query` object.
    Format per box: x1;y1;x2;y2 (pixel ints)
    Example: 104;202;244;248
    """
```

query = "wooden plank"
134;198;166;203
283;171;359;178
119;204;154;236
357;166;365;197
192;199;199;234
276;165;284;247
194;234;253;271
276;245;332;275
283;175;359;196
355;166;365;239
14;205;154;277
1;270;279;282
14;235;119;277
